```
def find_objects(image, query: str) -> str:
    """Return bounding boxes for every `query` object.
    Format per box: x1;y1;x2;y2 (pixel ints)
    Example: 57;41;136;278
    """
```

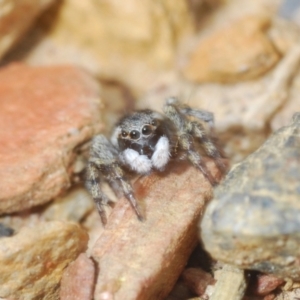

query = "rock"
265;294;277;300
270;52;300;131
274;288;300;300
0;0;56;58
278;0;300;24
182;268;215;296
249;274;284;296
0;223;14;237
0;209;44;234
210;264;246;300
165;281;194;300
0;220;88;300
0;63;103;214
60;253;95;300
92;161;222;300
9;0;193;97
43;187;95;223
165;279;195;300
268;18;300;56
200;114;300;280
83;209;105;256
240;43;300;131
139;34;300;162
182;15;280;83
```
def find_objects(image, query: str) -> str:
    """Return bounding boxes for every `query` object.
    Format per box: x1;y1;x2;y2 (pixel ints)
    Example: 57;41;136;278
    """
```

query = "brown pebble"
252;274;284;296
257;274;284;296
182;268;215;296
60;253;96;300
263;293;276;300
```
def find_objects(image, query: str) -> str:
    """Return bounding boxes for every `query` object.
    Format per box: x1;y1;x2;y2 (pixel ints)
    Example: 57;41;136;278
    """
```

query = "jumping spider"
86;98;226;224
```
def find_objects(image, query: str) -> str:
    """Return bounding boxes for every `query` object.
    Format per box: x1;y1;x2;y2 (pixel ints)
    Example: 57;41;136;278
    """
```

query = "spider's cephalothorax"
86;98;226;224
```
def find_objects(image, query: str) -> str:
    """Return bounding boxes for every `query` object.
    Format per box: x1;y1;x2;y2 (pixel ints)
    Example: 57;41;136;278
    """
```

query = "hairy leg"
86;134;143;224
179;133;218;186
166;97;215;128
189;121;227;173
111;163;143;221
163;100;218;185
85;162;110;224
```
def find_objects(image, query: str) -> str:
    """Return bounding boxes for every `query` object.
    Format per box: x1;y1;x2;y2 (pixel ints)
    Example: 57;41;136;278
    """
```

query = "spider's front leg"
188;121;227;174
110;162;143;222
174;97;227;173
166;97;215;128
86;161;110;224
163;100;218;186
86;135;142;225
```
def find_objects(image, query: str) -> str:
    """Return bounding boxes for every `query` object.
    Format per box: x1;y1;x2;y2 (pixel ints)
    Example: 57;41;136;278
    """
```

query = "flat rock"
0;0;55;58
0;63;103;214
11;0;193;97
92;161;221;300
200;114;300;280
43;187;95;223
271;65;300;131
182;15;280;83
0;220;88;300
60;253;95;300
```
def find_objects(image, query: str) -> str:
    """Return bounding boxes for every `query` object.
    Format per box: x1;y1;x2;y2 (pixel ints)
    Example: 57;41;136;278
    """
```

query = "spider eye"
151;119;158;126
130;130;140;140
142;125;152;136
121;130;128;137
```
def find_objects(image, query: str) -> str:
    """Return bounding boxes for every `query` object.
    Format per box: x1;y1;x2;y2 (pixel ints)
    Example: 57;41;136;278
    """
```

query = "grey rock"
200;113;300;280
0;223;14;237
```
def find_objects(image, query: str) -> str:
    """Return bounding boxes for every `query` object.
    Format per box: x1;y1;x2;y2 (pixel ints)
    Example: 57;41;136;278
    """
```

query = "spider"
85;97;226;224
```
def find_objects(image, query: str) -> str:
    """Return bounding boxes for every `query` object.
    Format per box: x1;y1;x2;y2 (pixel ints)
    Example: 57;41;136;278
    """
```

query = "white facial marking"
110;127;121;147
121;149;152;174
152;136;170;171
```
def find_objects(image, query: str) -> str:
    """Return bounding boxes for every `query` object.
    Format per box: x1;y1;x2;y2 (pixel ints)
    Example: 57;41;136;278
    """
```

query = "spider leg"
189;121;227;174
164;100;218;186
86;135;143;224
111;163;143;221
179;133;218;186
166;97;215;127
85;162;109;225
181;107;214;128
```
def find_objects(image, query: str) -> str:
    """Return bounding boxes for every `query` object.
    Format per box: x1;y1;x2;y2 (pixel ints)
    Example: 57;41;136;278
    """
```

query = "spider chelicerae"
85;97;226;224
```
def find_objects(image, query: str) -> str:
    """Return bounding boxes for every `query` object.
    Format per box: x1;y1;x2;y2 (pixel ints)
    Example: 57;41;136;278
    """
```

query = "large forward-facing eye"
130;130;140;140
142;125;152;136
121;130;128;137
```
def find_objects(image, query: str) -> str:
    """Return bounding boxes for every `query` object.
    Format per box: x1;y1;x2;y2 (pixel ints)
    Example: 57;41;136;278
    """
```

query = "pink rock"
60;253;96;300
0;63;103;214
92;161;222;300
182;267;215;296
250;274;284;296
